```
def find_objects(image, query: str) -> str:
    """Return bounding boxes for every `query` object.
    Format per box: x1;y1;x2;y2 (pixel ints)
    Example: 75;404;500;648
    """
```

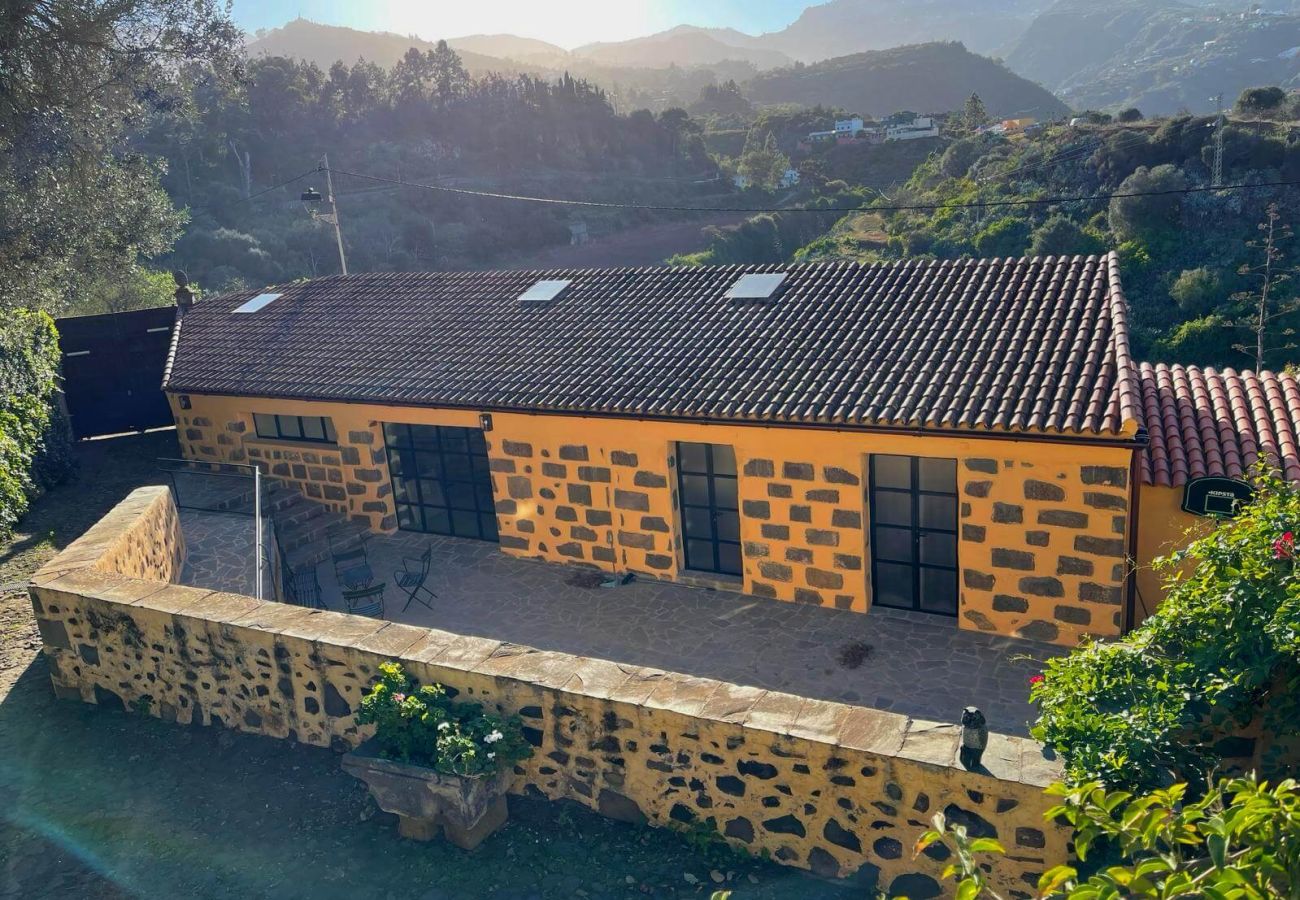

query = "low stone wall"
29;490;1070;897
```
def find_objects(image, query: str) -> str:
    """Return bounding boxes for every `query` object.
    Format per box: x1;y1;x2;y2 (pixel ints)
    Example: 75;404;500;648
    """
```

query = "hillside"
746;42;1072;119
1004;1;1300;114
573;26;792;70
797;115;1300;370
759;0;1045;60
246;18;528;73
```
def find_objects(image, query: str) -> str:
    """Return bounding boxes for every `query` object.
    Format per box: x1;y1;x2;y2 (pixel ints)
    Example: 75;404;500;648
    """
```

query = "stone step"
285;521;369;570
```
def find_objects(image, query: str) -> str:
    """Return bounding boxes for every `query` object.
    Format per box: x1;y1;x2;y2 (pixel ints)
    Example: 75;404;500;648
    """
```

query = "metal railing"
158;458;267;600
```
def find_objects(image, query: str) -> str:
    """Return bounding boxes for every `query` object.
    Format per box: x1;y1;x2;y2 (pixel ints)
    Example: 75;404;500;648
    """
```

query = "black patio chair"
394;544;438;613
285;565;324;609
331;540;373;591
344;582;385;618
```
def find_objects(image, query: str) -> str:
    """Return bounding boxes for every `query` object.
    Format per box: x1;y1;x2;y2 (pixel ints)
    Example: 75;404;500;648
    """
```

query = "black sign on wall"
1182;476;1254;518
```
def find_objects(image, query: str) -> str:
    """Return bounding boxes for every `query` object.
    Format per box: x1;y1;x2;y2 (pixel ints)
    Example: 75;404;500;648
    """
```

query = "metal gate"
56;306;176;439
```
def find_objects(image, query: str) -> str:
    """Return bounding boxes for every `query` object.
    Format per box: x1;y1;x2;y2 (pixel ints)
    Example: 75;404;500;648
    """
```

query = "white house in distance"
835;117;865;136
885;116;940;141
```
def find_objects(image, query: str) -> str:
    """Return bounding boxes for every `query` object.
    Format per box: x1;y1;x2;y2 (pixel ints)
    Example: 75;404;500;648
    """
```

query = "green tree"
1168;267;1223;315
737;133;790;192
1117;107;1144;123
1108;164;1187;243
1029;216;1102;257
0;0;240;313
963;93;990;133
974;218;1030;257
1236;86;1288;116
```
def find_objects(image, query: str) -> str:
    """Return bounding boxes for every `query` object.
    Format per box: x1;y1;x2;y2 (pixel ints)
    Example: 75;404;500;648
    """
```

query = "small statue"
959;706;988;770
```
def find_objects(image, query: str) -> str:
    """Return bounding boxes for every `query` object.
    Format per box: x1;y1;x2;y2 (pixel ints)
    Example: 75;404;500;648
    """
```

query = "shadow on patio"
180;517;1060;738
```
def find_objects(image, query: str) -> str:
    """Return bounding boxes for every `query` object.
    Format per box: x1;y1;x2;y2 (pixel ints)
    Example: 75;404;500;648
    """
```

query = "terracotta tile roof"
1138;362;1300;487
165;254;1139;438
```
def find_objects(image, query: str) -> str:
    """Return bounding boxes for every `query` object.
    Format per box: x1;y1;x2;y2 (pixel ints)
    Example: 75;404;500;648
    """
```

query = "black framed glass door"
383;424;498;542
868;454;958;615
677;442;742;576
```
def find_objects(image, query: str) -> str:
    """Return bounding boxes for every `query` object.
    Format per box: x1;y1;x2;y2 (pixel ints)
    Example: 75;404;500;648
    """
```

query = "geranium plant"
356;662;532;777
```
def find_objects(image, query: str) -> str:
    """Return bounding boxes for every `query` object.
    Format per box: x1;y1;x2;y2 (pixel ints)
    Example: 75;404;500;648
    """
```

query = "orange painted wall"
171;392;1137;645
1132;484;1215;625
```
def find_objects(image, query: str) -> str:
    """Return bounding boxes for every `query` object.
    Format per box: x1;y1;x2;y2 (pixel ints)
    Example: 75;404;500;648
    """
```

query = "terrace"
177;507;1060;737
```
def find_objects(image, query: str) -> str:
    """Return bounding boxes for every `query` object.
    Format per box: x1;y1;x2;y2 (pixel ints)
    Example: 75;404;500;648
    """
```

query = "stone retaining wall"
29;488;1070;897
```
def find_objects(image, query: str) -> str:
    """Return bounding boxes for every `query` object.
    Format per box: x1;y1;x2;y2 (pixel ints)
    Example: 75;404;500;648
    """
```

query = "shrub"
1028;215;1103;257
974;217;1030;257
356;662;532;776
1031;470;1300;793
1168;266;1223;314
0;309;72;539
1108;164;1187;242
920;774;1300;898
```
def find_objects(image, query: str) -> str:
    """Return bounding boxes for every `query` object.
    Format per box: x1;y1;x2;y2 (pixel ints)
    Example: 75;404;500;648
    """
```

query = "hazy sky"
233;0;813;48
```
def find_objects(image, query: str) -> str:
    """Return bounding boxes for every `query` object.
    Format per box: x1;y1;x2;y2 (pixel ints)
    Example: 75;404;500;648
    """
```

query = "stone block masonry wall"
29;490;1070;898
171;393;1140;644
959;457;1132;645
171;397;397;531
486;436;678;578
739;458;868;612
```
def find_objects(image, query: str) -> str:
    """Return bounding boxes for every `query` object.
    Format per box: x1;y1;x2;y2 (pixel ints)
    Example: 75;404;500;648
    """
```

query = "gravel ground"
0;431;866;900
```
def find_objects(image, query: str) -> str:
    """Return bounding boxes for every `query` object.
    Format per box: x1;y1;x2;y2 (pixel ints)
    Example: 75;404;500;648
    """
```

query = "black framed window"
677;442;742;576
253;413;337;444
868;454;959;616
383;423;498;542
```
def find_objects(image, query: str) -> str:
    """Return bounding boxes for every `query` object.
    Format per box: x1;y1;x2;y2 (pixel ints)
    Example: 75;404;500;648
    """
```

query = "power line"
185;168;320;213
325;165;1300;215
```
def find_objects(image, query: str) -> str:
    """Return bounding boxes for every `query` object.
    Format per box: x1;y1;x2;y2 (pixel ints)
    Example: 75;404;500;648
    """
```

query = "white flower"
483;730;504;744
487;752;496;760
437;721;450;731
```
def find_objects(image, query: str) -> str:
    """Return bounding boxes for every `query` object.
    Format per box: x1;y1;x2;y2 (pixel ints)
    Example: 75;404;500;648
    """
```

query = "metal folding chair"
286;565;324;608
343;582;385;618
394;545;438;613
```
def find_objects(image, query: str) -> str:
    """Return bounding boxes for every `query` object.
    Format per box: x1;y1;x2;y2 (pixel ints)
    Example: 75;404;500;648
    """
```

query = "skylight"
232;292;281;314
518;279;571;307
726;272;787;301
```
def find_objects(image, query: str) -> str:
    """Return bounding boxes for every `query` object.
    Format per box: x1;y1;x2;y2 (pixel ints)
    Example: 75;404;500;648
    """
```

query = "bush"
1236;86;1288;116
1028;215;1103;257
921;774;1300;898
0;310;72;539
1108;164;1187;242
1168;266;1223;314
1030;471;1300;793
356;662;532;776
1117;107;1143;123
973;217;1030;257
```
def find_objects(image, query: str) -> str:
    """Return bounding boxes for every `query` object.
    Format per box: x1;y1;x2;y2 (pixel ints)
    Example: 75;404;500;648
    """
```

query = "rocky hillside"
1004;1;1300;114
746;42;1071;119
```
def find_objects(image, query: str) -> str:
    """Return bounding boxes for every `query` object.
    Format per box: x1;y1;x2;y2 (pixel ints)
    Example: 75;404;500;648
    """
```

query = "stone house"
164;254;1185;647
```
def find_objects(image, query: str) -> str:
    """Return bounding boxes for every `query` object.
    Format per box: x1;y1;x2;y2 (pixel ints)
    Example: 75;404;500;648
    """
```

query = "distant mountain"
1003;0;1300;114
573;26;792;70
746;42;1072;119
446;34;568;65
246;18;528;73
759;0;1047;60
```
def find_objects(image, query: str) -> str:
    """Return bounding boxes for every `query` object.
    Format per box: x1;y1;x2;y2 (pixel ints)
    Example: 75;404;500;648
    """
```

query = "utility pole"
1212;94;1225;188
320;154;348;275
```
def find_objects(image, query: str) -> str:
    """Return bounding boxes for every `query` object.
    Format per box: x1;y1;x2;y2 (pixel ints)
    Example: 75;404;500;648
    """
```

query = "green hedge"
1;310;73;540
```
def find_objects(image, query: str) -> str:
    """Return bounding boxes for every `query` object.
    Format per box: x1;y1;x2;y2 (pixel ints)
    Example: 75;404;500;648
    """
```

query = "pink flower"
1029;675;1044;685
1274;532;1295;560
392;693;406;703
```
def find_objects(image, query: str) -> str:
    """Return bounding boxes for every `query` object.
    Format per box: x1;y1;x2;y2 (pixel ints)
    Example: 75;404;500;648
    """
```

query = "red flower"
1274;532;1295;560
1029;675;1044;685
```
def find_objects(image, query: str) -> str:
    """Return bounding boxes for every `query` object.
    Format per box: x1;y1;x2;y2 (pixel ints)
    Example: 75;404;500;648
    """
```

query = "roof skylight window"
518;279;572;307
726;272;787;301
232;292;282;314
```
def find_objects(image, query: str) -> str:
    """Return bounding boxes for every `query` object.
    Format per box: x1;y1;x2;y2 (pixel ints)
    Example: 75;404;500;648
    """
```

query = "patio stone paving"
179;509;269;600
182;523;1063;737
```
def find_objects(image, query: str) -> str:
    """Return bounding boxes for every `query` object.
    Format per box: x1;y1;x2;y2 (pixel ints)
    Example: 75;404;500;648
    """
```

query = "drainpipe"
1122;429;1147;635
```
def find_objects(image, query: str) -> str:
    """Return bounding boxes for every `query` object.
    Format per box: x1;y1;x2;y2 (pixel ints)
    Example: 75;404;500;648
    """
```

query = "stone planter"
342;740;513;849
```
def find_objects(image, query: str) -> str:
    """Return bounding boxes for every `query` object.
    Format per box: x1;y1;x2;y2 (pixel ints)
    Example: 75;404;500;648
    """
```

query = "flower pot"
342;739;514;849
